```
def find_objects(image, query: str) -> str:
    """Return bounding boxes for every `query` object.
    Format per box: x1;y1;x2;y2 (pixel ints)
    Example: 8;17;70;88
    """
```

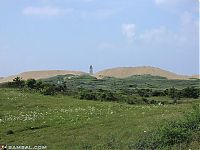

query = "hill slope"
94;66;190;80
191;74;200;79
0;70;86;83
0;66;198;83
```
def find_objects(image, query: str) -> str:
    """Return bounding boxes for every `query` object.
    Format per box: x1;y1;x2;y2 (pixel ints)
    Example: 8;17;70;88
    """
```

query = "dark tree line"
135;87;199;99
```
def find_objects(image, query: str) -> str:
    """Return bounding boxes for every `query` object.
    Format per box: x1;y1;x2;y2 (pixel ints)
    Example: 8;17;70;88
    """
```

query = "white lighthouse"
89;65;93;75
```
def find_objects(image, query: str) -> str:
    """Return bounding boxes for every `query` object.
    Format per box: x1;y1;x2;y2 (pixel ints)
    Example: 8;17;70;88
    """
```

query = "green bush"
137;89;152;97
152;90;166;96
126;98;137;105
41;84;56;95
78;90;97;100
26;79;36;89
35;80;45;90
76;89;119;101
181;87;199;99
11;77;25;88
126;97;144;105
133;104;200;149
99;91;118;101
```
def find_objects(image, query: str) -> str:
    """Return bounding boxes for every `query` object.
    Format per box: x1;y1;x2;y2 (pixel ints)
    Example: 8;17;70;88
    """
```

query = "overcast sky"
0;0;199;76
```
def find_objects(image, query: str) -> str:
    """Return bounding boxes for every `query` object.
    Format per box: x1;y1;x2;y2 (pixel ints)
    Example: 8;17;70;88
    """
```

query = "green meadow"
0;88;200;149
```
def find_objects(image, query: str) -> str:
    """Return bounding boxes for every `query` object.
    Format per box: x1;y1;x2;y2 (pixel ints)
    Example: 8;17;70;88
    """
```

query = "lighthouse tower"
89;65;93;75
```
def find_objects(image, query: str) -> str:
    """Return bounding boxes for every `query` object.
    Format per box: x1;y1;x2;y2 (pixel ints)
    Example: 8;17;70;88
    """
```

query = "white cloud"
23;6;74;16
180;11;199;43
138;11;198;47
22;6;118;20
139;26;185;45
122;24;136;41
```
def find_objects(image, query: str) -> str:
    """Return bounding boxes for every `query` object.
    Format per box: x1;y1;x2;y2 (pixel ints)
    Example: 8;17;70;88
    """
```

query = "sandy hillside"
94;66;191;80
0;67;198;83
0;70;86;83
191;75;200;79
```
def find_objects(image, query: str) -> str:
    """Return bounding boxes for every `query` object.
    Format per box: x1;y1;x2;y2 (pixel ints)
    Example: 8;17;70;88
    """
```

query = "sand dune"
0;70;85;83
0;66;198;83
191;75;200;79
94;66;191;80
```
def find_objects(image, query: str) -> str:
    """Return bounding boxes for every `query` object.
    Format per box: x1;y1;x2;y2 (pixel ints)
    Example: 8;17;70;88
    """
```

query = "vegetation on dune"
1;75;199;105
133;104;200;149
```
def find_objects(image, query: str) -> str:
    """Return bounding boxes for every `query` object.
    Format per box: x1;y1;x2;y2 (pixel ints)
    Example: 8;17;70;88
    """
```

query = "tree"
169;87;176;99
26;79;36;89
41;84;56;95
13;77;25;88
35;80;45;90
100;91;117;101
168;87;180;103
137;89;152;97
182;87;199;99
152;90;165;97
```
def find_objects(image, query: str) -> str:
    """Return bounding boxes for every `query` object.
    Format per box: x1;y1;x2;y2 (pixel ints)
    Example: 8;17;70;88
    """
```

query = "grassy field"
0;88;200;149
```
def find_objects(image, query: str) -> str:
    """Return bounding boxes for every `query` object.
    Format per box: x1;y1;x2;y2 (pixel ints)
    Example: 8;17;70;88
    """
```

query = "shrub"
168;87;181;103
142;98;149;103
41;84;56;95
78;90;97;100
126;98;144;105
26;79;37;89
152;90;165;96
137;89;152;97
134;104;200;149
168;87;177;99
12;77;25;88
126;97;138;105
99;91;118;101
182;87;199;99
149;99;157;104
35;80;45;90
76;89;119;101
55;84;67;93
